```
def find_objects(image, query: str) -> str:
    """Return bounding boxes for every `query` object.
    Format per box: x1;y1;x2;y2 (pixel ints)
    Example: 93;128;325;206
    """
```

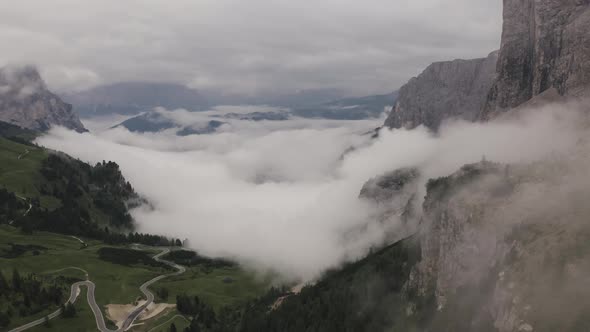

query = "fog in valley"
36;101;587;281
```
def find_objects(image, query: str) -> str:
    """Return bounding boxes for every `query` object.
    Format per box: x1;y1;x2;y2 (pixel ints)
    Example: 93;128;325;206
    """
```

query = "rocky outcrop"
358;168;422;243
482;0;590;118
401;159;590;332
0;66;86;132
384;51;498;131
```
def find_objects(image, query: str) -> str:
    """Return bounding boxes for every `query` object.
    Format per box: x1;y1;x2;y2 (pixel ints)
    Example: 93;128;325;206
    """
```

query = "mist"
36;102;587;281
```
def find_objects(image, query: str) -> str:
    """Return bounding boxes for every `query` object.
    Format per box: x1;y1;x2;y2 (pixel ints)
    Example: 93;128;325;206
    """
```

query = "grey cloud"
0;0;501;95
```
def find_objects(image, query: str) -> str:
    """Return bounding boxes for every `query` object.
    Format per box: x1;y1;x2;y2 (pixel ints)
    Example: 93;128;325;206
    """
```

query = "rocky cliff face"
0;66;86;132
384;51;498;131
482;0;590;118
400;155;590;332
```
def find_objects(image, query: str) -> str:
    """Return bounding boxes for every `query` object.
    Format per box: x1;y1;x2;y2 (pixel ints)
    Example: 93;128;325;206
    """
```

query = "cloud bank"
36;103;586;281
0;0;501;95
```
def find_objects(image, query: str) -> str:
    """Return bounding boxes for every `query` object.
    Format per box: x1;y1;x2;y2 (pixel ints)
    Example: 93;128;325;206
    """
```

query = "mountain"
482;0;590;118
242;158;590;332
214;111;290;121
384;52;498;131
0;66;86;132
385;0;590;131
115;110;225;136
293;92;398;120
65;82;211;117
0;122;138;232
255;88;348;108
238;1;590;331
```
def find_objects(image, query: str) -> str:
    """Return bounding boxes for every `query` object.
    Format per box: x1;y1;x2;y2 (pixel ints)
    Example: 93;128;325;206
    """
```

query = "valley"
1;0;590;331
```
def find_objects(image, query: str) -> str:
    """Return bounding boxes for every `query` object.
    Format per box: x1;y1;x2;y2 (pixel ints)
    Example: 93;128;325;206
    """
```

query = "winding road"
17;149;29;160
8;247;186;332
8;195;32;225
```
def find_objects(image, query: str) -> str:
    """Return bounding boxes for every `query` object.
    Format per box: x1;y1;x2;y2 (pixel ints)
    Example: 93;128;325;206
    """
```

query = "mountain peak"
0;65;86;132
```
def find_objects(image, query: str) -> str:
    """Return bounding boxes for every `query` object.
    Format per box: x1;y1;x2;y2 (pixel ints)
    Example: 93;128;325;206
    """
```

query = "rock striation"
384;51;498;131
0;66;86;132
482;0;590;118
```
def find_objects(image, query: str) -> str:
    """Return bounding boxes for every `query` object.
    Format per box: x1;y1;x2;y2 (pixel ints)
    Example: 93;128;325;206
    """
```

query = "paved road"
8;248;186;332
17;149;30;160
118;248;186;331
8;195;32;225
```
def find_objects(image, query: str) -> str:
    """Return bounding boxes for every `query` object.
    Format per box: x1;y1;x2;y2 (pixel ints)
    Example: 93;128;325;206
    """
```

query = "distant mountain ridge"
114;110;226;136
68;82;395;121
64;81;212;117
294;92;397;120
0;66;86;132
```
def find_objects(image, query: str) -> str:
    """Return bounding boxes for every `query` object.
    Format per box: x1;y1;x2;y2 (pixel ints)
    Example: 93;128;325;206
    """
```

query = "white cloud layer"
36;103;585;281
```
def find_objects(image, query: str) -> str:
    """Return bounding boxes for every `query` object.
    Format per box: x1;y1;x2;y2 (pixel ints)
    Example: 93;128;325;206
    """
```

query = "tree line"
0;269;67;328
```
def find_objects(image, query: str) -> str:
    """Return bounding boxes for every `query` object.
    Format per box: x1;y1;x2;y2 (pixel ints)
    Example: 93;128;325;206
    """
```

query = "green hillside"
0;122;270;331
0;136;55;206
0;225;268;331
0;123;141;237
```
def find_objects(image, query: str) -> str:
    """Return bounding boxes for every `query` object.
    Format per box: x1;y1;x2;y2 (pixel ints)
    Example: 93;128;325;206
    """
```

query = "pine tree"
11;269;21;291
169;322;177;332
0;272;8;292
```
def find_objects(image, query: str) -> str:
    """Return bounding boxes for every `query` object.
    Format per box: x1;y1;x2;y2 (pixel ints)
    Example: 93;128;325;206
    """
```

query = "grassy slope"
0;126;269;329
132;309;191;332
158;265;268;311
0;137;60;209
0;225;164;330
28;288;98;332
0;225;268;330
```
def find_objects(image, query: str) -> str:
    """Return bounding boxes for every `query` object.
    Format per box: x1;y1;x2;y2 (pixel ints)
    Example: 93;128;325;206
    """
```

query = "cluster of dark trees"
176;294;219;332
0;243;47;259
177;238;428;332
40;155;136;228
98;247;171;269
60;302;77;318
0;188;27;223
122;232;183;247
163;250;235;269
0;269;67;328
0;121;37;144
2;153;183;247
236;238;431;332
10;154;137;236
155;287;170;301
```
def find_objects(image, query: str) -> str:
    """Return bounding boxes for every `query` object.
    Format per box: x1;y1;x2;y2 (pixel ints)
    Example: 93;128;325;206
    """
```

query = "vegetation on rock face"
229;238;428;332
163;238;435;332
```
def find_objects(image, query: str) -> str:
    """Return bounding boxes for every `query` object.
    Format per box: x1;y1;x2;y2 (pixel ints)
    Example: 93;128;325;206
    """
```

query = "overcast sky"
0;0;502;96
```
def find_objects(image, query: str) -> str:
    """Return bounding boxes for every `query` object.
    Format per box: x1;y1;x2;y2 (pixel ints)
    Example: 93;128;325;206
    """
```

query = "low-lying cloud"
37;103;587;281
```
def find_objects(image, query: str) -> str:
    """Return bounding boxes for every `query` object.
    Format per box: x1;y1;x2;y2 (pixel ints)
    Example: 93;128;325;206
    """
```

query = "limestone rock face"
384;51;498;131
0;66;86;132
482;0;590;118
405;160;590;331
